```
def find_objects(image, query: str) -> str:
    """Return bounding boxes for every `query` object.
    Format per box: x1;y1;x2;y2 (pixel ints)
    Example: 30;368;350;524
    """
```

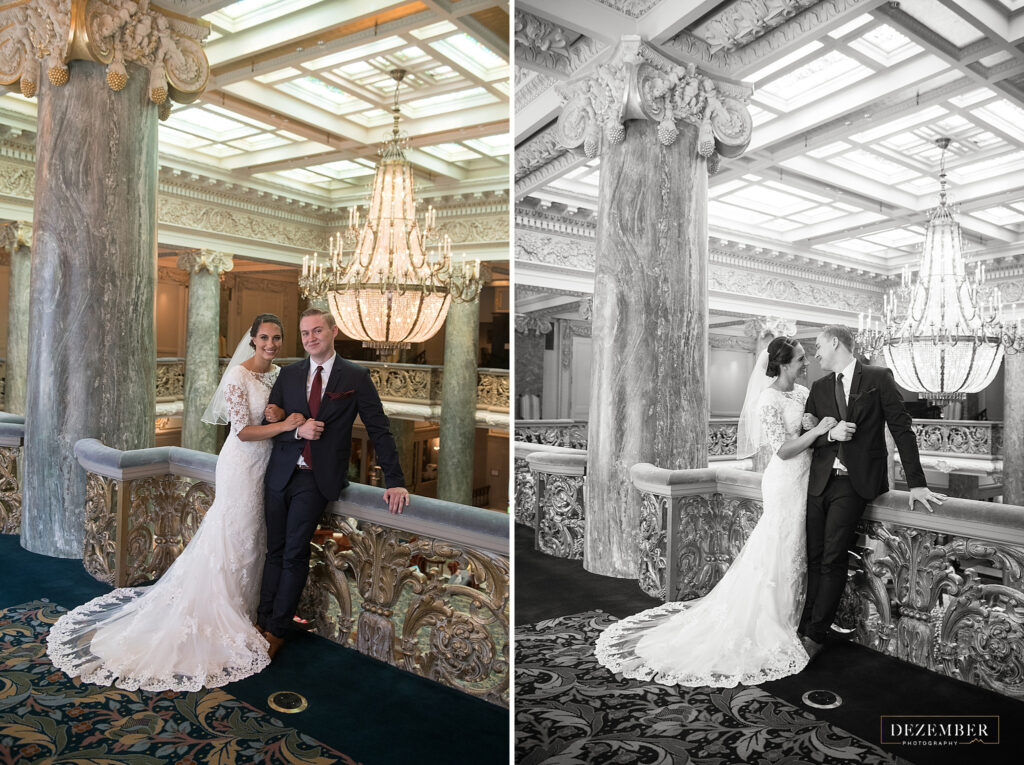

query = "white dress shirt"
296;352;337;467
831;358;857;470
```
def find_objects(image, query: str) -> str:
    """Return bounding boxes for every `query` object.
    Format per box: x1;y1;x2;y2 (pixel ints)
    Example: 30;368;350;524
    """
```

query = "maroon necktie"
301;365;323;468
835;372;847;467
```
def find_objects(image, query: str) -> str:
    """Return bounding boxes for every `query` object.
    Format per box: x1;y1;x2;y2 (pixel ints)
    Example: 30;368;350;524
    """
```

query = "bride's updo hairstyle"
765;336;799;377
248;313;284;348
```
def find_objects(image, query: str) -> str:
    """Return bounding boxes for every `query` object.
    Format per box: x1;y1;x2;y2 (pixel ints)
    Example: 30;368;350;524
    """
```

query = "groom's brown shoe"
263;630;285;660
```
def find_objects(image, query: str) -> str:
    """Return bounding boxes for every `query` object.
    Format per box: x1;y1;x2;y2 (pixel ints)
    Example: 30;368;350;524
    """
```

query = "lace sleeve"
757;394;787;454
223;372;250;436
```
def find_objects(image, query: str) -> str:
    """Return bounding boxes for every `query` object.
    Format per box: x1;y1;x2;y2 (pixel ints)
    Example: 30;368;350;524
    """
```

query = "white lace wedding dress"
46;365;278;692
595;385;811;687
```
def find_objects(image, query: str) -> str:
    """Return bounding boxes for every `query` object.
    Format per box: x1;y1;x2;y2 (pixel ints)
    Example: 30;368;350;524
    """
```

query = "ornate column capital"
515;313;553;336
743;316;797;343
0;0;210;115
556;36;753;172
0;220;32;251
177;249;234;275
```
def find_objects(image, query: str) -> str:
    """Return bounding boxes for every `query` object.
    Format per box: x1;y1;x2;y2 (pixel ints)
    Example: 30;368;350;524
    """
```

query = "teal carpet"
0;534;507;764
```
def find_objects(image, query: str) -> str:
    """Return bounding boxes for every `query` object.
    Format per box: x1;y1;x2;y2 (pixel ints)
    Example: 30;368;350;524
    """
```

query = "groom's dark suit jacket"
265;356;405;500
805;362;927;500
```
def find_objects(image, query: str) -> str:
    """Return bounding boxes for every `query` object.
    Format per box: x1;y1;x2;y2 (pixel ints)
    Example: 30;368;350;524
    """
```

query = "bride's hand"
264;404;285;422
802;413;819;431
813;416;837;435
283;413;306;430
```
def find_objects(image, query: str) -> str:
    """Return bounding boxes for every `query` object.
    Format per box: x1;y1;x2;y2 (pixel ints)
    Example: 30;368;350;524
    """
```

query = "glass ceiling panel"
411;21;459;39
949;88;996;108
947;150;1024;183
278;77;370;113
158;126;210;150
195;144;245;158
420;143;482;162
807;141;850;158
206;104;276;131
827;14;872;39
758;219;803;232
205;0;321;34
847;24;921;66
789;206;846;224
827;149;920;183
827;238;886;253
862;228;921;247
709;179;746;197
970;206;1024;225
763;181;831;203
164;109;258;142
747;41;822;84
849;105;947;143
720;186;817;216
304;160;376;179
229;133;292;151
430;34;507;81
255;67;301;84
708;201;773;225
755;50;874;111
464;133;510;156
303;37;405;70
347;108;392;128
973;100;1024;143
403;87;498;118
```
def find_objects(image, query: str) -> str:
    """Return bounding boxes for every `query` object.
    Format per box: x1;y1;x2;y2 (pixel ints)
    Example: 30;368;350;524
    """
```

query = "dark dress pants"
258;469;329;637
800;474;868;644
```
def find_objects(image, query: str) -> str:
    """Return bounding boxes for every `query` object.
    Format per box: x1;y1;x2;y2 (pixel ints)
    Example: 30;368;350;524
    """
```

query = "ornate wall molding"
436;215;508;245
709;333;756;351
692;0;821;54
158;195;326;252
516;206;597;238
0;0;210;106
710;262;881;313
516;123;565;182
516;68;556;109
516;229;596;271
555;37;753;167
0;158;34;199
514;11;574;74
592;0;660;18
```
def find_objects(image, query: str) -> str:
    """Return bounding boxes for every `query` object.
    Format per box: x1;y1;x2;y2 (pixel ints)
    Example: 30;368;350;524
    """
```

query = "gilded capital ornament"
556;37;752;173
0;220;32;251
0;0;210;110
177;249;233;275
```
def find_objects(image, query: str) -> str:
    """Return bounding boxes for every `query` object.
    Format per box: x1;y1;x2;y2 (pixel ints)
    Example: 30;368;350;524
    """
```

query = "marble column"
438;297;481;505
1004;352;1024;506
556;38;752;577
178;250;233;454
22;62;158;557
1;222;31;415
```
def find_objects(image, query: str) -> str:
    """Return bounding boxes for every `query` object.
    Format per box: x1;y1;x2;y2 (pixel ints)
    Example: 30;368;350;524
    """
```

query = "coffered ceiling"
515;0;1024;321
1;0;510;207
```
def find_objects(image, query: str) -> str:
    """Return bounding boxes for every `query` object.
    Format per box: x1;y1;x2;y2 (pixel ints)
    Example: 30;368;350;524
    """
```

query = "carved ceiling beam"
0;0;210;111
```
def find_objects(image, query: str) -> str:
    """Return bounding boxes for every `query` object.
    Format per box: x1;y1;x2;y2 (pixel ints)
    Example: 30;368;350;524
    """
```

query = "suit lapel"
825;372;842;419
847;362;864;416
297;358;312;417
324;356;345;393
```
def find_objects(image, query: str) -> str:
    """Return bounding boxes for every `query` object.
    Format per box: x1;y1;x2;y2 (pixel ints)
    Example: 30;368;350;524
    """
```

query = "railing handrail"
524;451;587;474
73;438;508;557
514;440;585;459
0;420;24;447
629;461;1024;545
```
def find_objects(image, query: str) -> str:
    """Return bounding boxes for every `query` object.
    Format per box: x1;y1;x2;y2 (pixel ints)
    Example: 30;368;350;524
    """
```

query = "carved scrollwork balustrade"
477;369;510;411
912;420;1003;456
155;358;186;401
515;419;589;449
513;441;586;529
524;451;587;560
74;439;509;707
628;462;1024;701
0;420;24;534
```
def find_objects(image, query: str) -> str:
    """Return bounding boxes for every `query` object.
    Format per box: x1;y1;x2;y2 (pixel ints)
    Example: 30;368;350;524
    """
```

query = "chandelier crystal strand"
298;68;483;355
857;137;1010;400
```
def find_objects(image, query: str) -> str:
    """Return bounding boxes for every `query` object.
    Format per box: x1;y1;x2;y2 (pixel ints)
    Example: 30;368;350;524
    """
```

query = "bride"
46;314;306;691
595;336;836;687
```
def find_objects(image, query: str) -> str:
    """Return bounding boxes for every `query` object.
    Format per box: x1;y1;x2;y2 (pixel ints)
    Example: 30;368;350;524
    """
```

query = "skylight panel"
828;238;886;253
278;77;369;113
789;206;846;224
948;88;995;108
164;109;257;141
205;0;321;34
863;228;921;247
423;65;459;83
336;61;377;77
973;100;1024;143
158;126;210;150
303;37;404;70
748;104;776;127
979;51;1014;67
848;24;921;66
708;200;772;225
206;104;276;131
420;143;481;162
390;47;429;65
849;106;947;143
970;206;1024;225
758;219;803;233
411;21;459;39
304;160;375;180
464;134;510;156
276;168;334;184
709;180;746;197
827;149;919;183
755;51;874;111
827;14;872;39
895;0;985;46
195;144;245;158
807;141;850;159
229;133;292;151
255;67;301;84
763;181;831;203
403;87;498;118
947;150;1024;183
430;34;507;81
747;41;822;84
347;109;392;128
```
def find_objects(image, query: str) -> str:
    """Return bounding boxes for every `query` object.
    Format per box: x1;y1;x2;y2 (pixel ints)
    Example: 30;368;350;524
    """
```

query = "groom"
800;325;944;660
257;307;409;657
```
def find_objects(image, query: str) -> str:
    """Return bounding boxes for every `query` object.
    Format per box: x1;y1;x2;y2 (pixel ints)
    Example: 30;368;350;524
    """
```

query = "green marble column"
438;297;480;505
178;250;233;454
389;417;416;491
23;62;158;557
1004;352;1024;506
1;221;30;415
556;38;752;578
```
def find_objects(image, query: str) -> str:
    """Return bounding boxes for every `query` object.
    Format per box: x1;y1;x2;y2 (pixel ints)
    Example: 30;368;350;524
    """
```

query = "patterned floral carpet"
0;600;355;764
515;611;911;764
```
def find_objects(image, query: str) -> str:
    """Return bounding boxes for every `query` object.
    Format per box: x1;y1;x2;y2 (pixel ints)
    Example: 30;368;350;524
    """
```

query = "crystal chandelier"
857;137;1023;400
298;69;483;355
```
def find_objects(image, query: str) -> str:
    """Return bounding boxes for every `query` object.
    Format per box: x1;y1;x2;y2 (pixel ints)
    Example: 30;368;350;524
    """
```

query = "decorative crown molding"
555;37;752;171
0;0;211;108
515;313;553;336
692;0;821;55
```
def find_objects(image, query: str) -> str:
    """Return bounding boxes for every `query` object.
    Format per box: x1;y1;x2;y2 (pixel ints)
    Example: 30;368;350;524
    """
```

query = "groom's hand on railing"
383;487;410;515
909;486;947;513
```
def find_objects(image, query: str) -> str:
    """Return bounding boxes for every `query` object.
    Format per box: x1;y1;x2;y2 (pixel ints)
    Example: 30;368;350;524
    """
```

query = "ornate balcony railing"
628;462;1024;702
154;358;510;425
74;438;509;707
0;416;23;534
525;451;587;561
513;441;583;527
516;417;1004;462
